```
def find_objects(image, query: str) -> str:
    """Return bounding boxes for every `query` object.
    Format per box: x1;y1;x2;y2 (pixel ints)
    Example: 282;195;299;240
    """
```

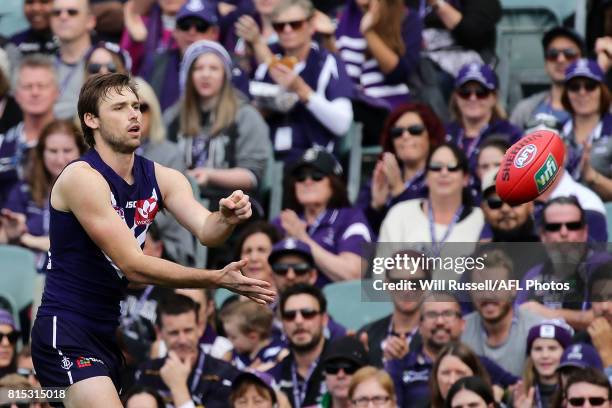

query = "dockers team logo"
134;197;159;225
61;356;73;370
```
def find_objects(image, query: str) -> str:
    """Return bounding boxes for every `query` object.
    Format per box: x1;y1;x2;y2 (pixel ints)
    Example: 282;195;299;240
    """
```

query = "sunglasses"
177;18;211;33
568;397;607;407
17;367;36;378
140;103;150;113
271;262;312;276
87;62;117;74
0;331;20;344
545;48;579;62
324;362;360;375
427;163;462;172
485;198;521;210
272;19;306;32
544;221;584;232
567;79;599;93
389;124;426;138
457;86;491;100
51;8;79;17
281;308;320;321
295;169;326;182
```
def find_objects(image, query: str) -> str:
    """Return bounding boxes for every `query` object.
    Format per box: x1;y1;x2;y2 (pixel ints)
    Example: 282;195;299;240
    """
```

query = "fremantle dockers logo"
514;144;538;169
134;198;158;225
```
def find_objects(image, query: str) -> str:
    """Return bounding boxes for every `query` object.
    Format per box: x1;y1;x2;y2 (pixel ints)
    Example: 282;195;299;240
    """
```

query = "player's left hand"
280;209;308;241
219;190;252;225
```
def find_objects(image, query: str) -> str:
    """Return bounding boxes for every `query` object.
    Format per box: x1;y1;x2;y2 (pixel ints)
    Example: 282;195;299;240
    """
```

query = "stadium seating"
0;245;37;329
323;279;393;331
214;288;235;308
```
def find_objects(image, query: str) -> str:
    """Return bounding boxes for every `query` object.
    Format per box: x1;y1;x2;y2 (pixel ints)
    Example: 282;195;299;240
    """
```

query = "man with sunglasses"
268;283;333;408
563;367;611;408
516;196;612;330
317;336;369;408
510;26;585;129
50;0;95;119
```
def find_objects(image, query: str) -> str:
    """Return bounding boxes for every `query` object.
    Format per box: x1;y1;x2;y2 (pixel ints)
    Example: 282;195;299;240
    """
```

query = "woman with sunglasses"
379;143;484;248
0;120;87;272
0;309;19;378
447;63;522;173
84;41;131;78
560;59;612;201
275;147;372;286
357;102;445;234
348;366;397;408
511;321;573;408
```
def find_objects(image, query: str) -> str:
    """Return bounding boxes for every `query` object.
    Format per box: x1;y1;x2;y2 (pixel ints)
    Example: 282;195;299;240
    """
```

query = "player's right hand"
218;259;276;305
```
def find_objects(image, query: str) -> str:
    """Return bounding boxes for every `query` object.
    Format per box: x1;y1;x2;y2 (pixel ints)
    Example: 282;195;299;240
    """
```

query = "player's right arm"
51;162;274;304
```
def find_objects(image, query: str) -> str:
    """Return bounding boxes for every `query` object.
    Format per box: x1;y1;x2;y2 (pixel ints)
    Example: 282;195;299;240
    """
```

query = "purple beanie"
526;320;574;355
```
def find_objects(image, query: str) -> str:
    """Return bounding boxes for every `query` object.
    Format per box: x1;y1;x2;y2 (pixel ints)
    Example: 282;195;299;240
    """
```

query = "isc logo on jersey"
134;197;159;225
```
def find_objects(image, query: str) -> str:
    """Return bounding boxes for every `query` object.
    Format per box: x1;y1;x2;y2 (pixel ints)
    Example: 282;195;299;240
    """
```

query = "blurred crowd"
0;0;612;407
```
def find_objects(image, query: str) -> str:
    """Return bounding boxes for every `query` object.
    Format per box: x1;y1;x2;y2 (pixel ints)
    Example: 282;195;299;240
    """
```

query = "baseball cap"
454;63;498;91
176;0;218;25
322;336;369;367
268;238;314;266
542;26;585;53
0;309;16;331
291;147;343;177
565;59;604;83
481;170;498;195
231;370;277;404
558;343;604;371
526;320;574;354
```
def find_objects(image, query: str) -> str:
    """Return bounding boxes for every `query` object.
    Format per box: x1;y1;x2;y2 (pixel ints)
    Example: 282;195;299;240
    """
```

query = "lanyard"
291;360;318;408
456;125;489;162
428;201;463;256
306;209;330;236
189;348;207;394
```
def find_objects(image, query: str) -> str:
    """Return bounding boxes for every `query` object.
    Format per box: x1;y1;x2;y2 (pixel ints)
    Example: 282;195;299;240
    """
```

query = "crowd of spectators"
0;0;611;407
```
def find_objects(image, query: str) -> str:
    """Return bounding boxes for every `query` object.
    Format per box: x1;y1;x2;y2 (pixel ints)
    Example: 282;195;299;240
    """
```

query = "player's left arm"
155;163;252;247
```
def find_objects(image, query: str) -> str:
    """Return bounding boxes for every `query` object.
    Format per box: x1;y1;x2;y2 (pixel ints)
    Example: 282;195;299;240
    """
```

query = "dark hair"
233;221;281;261
426;142;472;206
380;102;445;155
588;261;612;299
77;73;138;147
285;173;350;212
121;385;165;408
29;119;87;207
445;376;497;408
156;293;199;327
541;196;586;226
230;377;275;407
564;367;612;401
279;283;327;314
477;137;510;159
0;68;9;98
561;82;611;117
431;342;491;408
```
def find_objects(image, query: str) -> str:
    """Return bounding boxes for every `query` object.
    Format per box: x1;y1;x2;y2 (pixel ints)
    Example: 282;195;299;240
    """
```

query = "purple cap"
565;59;604;83
0;309;16;331
454;63;498;90
558;343;604;371
268;238;314;266
526;320;574;354
231;370;277;403
176;0;218;25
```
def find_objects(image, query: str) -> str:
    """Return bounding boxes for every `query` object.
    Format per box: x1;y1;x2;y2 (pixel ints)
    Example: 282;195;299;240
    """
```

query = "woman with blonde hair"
348;367;397;408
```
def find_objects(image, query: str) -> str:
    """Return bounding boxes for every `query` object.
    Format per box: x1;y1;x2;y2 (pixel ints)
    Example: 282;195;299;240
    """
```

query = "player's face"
541;204;588;243
159;311;199;361
15;67;58;116
271;254;316;293
455;81;497;123
25;0;52;31
0;324;16;368
43;132;81;179
530;338;563;380
436;355;474;400
476;146;504;181
482;193;533;232
426;146;468;198
191;53;225;101
51;0;94;42
391;112;430;165
273;5;313;52
223;318;254;355
419;302;464;350
281;294;327;352
95;86;142;154
544;37;581;83
241;232;274;285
